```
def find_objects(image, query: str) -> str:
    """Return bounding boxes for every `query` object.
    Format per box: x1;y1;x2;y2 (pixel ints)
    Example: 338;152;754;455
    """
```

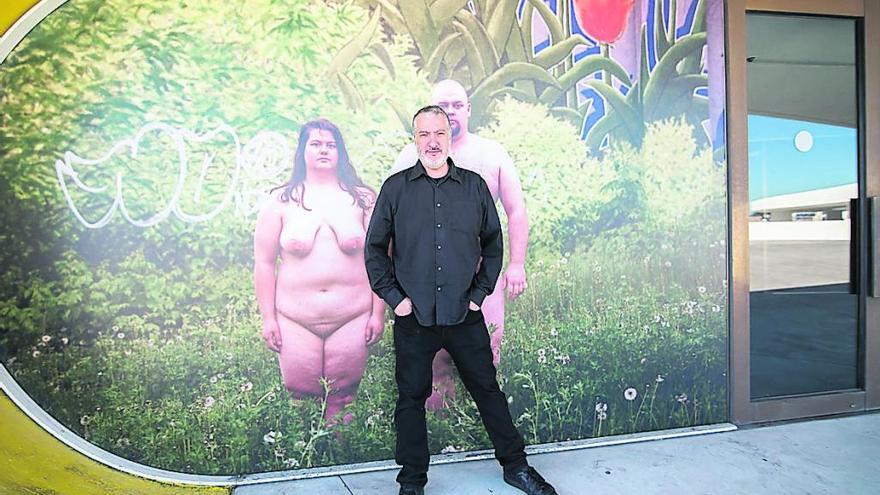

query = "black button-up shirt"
365;158;502;326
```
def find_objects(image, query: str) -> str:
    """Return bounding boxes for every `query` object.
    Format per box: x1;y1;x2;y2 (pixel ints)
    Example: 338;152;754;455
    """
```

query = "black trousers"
393;309;527;487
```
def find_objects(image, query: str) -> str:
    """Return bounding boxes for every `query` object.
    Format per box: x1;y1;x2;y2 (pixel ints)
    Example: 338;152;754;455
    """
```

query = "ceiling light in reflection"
794;130;814;153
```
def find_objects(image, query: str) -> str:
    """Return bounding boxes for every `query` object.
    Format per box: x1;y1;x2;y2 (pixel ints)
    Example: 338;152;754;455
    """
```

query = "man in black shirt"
365;105;557;495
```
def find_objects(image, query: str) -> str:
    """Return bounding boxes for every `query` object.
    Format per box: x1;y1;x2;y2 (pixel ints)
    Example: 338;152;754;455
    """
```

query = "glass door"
746;12;862;400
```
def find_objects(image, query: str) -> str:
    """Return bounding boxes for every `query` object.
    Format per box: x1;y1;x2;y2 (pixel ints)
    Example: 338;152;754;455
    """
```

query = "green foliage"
479;97;615;257
638;118;725;224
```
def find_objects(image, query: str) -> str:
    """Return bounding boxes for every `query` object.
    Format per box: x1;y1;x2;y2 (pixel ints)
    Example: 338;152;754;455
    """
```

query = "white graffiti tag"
55;122;291;228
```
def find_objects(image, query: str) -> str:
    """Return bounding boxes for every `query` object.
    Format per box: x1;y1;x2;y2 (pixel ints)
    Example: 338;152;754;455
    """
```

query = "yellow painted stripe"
0;390;231;495
0;0;38;35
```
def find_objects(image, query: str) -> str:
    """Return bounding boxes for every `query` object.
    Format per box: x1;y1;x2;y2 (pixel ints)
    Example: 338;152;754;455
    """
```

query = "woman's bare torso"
274;188;373;337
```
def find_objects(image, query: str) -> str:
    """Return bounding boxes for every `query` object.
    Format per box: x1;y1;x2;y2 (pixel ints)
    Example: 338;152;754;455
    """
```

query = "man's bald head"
431;79;468;102
431;79;470;140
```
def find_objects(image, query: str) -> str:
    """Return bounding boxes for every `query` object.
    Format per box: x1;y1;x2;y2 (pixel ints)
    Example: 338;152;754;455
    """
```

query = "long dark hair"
272;118;374;210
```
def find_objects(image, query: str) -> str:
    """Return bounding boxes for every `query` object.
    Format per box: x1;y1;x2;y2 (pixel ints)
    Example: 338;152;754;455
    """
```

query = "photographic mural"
0;0;728;475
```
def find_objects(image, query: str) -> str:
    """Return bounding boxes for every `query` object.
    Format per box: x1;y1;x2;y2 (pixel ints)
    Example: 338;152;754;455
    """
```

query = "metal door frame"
726;0;880;424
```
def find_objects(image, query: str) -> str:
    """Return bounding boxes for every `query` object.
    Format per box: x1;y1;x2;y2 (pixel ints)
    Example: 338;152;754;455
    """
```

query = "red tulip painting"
573;0;636;44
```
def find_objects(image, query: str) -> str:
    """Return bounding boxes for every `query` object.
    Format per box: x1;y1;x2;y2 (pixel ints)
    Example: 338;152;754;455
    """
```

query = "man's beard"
450;121;462;138
420;150;448;169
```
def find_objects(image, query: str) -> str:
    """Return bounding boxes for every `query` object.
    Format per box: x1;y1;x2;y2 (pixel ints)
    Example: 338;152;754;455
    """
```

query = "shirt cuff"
382;287;406;311
468;286;488;307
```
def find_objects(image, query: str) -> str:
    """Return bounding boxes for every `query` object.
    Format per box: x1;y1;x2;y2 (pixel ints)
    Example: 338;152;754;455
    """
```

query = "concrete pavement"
234;412;880;495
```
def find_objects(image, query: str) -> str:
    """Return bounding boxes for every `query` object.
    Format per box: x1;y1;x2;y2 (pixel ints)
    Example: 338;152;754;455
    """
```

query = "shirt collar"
407;156;462;183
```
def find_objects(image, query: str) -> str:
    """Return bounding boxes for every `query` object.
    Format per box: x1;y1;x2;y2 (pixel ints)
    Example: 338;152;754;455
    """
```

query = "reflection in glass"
746;14;860;399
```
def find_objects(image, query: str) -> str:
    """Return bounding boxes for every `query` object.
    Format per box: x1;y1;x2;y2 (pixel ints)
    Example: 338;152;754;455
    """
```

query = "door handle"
851;198;859;295
871;197;879;297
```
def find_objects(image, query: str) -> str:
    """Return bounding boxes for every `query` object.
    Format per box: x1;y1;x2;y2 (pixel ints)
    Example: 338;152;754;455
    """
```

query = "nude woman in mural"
254;118;384;423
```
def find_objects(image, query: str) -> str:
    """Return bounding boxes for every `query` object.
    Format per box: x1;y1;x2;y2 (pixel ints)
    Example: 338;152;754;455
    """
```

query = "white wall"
749;220;850;241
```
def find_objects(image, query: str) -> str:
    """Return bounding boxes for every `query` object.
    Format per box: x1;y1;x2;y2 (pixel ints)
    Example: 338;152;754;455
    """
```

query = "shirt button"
437;266;442;271
437;286;442;291
436;202;441;207
437;245;441;250
436;223;441;228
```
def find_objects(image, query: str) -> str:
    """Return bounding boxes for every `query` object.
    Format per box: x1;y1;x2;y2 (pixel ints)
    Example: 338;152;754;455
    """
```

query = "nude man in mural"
391;79;530;410
254;118;384;422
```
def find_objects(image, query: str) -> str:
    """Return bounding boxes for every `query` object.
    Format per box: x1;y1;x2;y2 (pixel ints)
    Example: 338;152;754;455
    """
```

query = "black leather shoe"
398;484;424;495
503;465;558;495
